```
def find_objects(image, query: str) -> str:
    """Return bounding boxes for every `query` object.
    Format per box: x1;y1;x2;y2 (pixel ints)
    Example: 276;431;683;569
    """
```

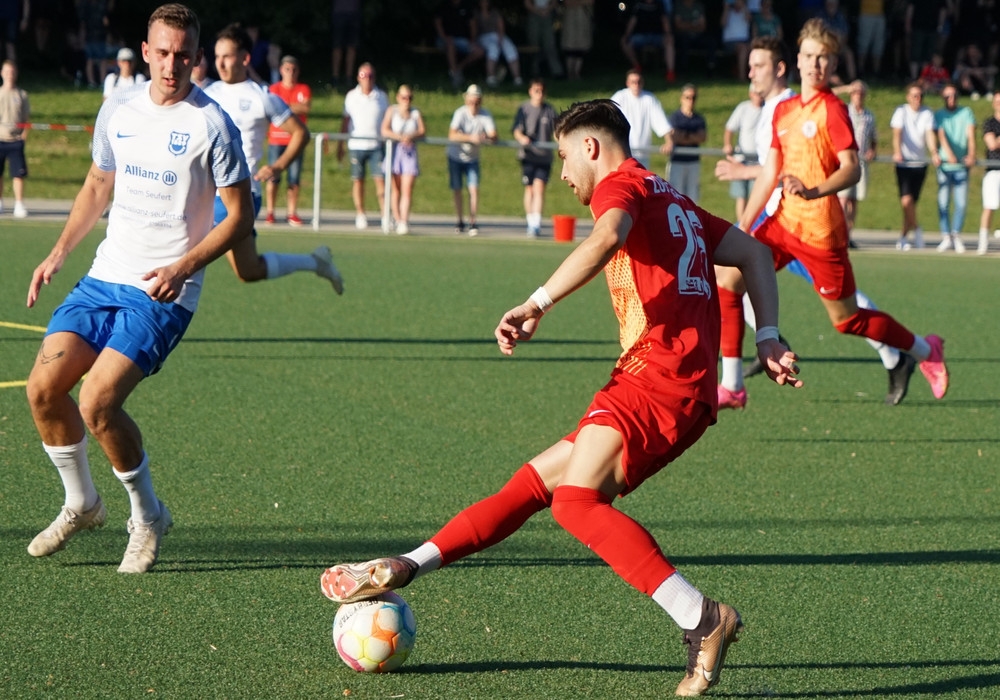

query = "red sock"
718;287;745;358
551;485;676;596
835;309;915;351
430;464;552;566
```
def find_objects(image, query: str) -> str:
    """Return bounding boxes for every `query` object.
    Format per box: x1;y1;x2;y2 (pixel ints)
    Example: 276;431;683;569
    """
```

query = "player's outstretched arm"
27;164;115;308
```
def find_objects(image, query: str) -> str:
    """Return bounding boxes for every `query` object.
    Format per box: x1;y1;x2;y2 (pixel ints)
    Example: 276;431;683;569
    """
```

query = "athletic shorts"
983;169;1000;211
448;157;480;190
564;369;713;495
213;191;262;229
521;161;551;185
753;216;857;301
331;11;361;49
46;276;193;376
350;148;384;180
842;160;869;201
0;140;28;178
267;144;303;186
895;165;928;200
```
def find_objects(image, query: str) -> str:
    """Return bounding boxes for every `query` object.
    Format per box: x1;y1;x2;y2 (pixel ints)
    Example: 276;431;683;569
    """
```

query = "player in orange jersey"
715;18;949;404
320;98;802;696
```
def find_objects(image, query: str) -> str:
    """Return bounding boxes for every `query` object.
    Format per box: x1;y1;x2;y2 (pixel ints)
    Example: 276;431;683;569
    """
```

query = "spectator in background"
620;0;676;83
560;0;593;81
339;62;389;230
721;0;751;80
0;58;28;218
751;0;782;40
266;55;311;227
435;0;485;90
446;84;496;236
380;84;426;235
512;78;557;238
840;80;877;247
919;52;950;93
524;0;563;79
953;43;996;97
890;81;939;250
674;0;716;76
856;0;886;77
610;69;673;168
667;83;706;201
77;0;111;89
796;0;823;28
330;0;362;90
722;85;762;221
191;52;213;88
476;0;523;88
246;24;279;85
907;0;948;81
978;90;1000;254
102;47;144;100
933;84;976;253
0;0;27;62
885;0;909;78
820;0;855;83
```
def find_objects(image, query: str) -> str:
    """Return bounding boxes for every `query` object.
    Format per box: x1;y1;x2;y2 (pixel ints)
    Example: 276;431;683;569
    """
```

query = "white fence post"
382;139;392;234
312;132;326;232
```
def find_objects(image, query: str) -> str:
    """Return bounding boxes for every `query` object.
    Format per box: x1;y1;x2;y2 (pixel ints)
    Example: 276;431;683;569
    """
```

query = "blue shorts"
267;144;303;186
46;277;193;376
349;148;384;180
214;191;262;230
0;140;28;179
628;33;667;51
448;158;480;190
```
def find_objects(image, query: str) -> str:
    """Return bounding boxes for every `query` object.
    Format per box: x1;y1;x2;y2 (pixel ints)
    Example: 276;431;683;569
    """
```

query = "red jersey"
589;159;731;409
268;82;311;146
771;89;857;250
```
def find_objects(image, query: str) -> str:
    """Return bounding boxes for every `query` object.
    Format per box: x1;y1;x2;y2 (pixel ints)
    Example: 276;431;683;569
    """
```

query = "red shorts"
754;216;857;300
564;370;713;495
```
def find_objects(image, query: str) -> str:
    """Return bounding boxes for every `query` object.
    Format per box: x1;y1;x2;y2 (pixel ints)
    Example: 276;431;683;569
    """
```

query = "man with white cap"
103;47;146;101
446;84;496;236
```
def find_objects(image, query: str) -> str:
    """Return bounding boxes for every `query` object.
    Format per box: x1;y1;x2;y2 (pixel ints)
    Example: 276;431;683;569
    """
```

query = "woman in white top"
380;85;426;234
103;48;146;100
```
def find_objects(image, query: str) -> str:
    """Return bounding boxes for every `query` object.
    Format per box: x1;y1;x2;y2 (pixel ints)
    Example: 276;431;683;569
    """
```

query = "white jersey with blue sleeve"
204;79;292;195
88;83;249;312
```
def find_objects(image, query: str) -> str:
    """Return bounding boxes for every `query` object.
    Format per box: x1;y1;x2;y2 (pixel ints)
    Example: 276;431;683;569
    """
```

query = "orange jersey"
268;82;311;146
771;89;857;250
589;159;732;411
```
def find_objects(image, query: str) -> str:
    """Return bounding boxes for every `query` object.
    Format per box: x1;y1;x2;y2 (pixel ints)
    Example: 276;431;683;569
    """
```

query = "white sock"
741;293;757;331
652;572;705;630
909;335;931;362
114;453;161;524
526;212;542;229
44;437;99;513
721;357;744;391
854;290;900;369
262;251;318;279
402;541;443;581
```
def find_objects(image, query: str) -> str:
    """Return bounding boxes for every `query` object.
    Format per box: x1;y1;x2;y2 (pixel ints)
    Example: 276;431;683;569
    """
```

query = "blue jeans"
936;167;969;234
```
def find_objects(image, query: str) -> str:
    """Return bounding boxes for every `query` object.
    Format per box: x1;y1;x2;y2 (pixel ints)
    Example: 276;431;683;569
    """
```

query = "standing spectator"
751;0;782;40
610;69;673;168
330;0;361;90
380;84;426;235
435;0;484;90
721;0;751;80
0;58;28;218
476;0;523;88
907;0;948;81
523;0;563;79
77;0;111;89
668;84;706;201
620;0;676;83
446;84;496;236
673;0;716;76
560;0;593;81
0;0;27;62
856;0;886;77
191;52;212;88
933;84;976;253
890;81;939;249
953;43;996;97
820;0;855;83
918;52;950;93
722;85;762;221
512;78;557;238
839;81;877;247
339;62;389;230
978;90;1000;254
102;47;144;100
885;0;909;78
245;24;279;85
266;55;311;227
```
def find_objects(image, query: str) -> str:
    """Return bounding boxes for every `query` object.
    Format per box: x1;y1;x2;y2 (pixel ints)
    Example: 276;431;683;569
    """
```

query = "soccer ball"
332;592;417;673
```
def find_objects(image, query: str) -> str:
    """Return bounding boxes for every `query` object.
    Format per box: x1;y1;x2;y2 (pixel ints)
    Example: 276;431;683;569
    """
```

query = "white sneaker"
28;497;107;557
895;237;911;251
355;213;368;230
952;234;966;254
936;236;952;252
118;500;172;573
978;233;989;255
312;245;344;295
395;222;409;235
913;228;924;249
13;202;27;218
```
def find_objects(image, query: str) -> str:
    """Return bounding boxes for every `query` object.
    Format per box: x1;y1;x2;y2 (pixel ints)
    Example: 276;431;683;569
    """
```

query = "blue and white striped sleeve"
206;103;251;187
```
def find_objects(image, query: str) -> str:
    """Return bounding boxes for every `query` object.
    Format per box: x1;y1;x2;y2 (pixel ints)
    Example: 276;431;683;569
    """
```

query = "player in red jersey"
319;99;801;696
715;18;949;404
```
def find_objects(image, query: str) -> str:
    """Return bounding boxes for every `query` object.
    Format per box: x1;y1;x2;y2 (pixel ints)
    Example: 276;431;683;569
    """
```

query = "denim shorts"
448;158;480;190
350;148;384;180
268;144;303;186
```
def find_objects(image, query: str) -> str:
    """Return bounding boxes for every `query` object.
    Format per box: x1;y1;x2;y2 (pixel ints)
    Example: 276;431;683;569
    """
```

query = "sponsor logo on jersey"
163;171;178;186
169;131;191;156
239;99;251;112
124;164;161;181
802;120;817;138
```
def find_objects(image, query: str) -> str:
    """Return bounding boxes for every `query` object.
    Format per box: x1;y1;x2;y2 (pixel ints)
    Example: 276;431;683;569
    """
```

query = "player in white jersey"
205;23;343;294
24;3;252;574
713;36;915;407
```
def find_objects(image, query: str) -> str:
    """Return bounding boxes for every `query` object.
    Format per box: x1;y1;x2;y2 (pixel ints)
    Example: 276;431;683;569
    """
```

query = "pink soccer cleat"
918;334;949;399
717;385;747;410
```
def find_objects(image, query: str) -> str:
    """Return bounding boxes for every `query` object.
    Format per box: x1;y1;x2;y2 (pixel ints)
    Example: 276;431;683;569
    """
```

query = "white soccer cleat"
311;246;344;295
28;497;107;557
320;557;418;603
118;500;172;574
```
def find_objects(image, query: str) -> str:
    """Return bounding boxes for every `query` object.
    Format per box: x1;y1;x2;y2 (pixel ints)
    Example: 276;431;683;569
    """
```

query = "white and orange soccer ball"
332;592;417;673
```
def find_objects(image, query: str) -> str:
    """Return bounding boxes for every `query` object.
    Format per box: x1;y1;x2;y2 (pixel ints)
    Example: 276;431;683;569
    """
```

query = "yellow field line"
0;321;47;333
0;380;28;389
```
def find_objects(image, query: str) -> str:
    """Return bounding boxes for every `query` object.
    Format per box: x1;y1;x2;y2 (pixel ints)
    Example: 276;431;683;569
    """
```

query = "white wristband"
755;326;779;344
529;286;554;313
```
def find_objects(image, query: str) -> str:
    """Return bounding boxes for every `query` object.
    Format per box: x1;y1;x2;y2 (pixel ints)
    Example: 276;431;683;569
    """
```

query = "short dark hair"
554;99;632;153
750;35;789;73
148;3;200;42
216;22;252;54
